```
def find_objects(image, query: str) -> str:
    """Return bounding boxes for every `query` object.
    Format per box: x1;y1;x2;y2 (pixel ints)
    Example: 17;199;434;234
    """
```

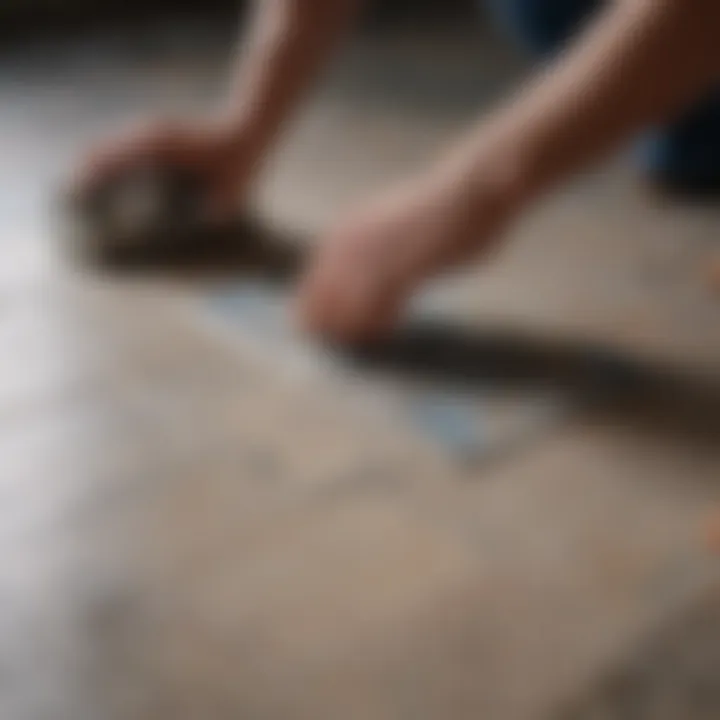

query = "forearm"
221;0;361;158
453;0;720;209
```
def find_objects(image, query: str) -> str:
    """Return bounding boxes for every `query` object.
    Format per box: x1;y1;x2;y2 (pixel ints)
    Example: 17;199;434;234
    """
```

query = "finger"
295;252;337;335
73;121;184;196
321;270;370;343
356;288;402;342
303;259;387;344
339;274;404;344
297;240;374;340
74;138;146;196
333;263;395;343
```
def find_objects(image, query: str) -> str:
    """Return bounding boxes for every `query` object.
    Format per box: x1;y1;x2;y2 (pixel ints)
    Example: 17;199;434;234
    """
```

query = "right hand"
75;118;259;220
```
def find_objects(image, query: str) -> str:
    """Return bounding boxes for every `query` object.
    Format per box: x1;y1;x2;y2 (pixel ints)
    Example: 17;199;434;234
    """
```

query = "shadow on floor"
72;217;720;454
70;215;305;282
340;320;720;453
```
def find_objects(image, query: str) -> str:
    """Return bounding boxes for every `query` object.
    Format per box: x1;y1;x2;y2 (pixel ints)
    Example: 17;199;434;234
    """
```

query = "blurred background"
0;1;719;719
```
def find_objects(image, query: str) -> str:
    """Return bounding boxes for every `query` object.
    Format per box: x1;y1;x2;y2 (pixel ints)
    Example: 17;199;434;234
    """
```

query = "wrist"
441;107;558;224
436;148;533;237
209;110;272;165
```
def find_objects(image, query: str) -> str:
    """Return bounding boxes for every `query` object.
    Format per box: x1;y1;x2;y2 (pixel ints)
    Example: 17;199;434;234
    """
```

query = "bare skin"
78;0;361;217
78;0;720;342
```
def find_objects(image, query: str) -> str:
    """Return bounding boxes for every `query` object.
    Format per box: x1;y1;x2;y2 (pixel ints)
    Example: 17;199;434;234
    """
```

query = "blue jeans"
486;0;720;192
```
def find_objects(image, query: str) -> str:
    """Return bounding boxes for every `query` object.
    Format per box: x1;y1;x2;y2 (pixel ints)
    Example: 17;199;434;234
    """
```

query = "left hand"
297;168;512;343
74;116;263;221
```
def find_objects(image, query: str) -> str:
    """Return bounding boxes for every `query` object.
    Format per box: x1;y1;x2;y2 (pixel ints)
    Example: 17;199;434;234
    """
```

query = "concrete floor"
0;16;719;720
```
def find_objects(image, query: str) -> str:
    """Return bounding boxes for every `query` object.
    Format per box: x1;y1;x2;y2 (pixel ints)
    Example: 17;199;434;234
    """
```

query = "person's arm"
298;0;720;341
450;0;720;208
80;0;361;209
220;0;362;168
